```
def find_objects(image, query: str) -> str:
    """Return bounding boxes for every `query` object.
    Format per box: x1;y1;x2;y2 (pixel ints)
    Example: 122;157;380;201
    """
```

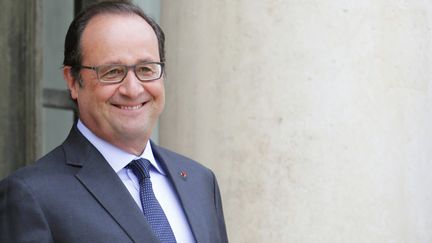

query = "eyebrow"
136;58;160;63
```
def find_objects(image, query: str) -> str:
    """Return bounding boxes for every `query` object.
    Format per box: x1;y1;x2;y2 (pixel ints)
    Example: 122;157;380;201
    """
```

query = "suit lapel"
62;127;159;243
152;143;207;243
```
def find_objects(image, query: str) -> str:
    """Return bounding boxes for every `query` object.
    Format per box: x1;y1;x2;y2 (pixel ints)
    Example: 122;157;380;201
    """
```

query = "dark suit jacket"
0;126;228;243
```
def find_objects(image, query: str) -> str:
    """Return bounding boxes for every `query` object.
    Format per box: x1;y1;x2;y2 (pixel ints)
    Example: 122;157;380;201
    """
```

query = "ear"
63;66;79;100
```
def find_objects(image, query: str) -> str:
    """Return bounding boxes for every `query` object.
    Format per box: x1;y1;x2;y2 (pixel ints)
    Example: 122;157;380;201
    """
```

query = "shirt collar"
77;120;165;175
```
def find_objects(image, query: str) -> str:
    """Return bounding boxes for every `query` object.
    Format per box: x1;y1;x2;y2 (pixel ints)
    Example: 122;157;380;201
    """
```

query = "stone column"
160;1;432;242
0;1;42;178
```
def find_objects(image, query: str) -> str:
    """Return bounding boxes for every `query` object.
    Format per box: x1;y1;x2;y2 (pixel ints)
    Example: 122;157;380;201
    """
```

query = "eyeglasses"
79;62;164;84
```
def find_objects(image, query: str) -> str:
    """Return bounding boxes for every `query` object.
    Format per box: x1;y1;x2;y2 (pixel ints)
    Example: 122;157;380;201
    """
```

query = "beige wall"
160;1;432;242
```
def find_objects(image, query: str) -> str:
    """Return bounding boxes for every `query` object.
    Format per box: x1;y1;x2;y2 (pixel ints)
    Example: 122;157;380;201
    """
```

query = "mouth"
113;102;146;110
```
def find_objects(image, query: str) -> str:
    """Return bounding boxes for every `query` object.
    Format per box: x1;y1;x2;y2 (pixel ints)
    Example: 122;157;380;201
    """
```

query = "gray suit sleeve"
0;176;54;243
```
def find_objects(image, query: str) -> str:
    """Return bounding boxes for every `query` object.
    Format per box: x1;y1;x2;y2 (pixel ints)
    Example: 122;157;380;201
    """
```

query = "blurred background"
1;0;432;242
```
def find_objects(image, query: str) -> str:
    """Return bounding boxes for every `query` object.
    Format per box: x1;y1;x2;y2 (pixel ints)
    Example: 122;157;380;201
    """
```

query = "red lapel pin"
180;171;187;179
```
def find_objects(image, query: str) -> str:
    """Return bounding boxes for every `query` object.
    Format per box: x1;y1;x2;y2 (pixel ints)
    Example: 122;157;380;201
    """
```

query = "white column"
160;1;432;242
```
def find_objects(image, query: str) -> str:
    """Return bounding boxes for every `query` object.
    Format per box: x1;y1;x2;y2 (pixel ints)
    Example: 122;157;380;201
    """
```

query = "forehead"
80;13;159;63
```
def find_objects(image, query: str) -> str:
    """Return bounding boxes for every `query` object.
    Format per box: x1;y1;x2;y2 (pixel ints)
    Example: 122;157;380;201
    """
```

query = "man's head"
63;1;165;81
63;1;166;155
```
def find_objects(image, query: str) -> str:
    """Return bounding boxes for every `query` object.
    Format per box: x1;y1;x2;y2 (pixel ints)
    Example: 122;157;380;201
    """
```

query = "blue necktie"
128;158;176;243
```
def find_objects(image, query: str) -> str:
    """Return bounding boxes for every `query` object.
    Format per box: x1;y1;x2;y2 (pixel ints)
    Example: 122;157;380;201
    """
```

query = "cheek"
76;90;95;113
145;81;165;98
78;84;117;108
94;82;118;98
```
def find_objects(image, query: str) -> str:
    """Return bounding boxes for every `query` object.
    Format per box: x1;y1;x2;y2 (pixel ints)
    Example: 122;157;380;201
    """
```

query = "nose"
117;68;145;98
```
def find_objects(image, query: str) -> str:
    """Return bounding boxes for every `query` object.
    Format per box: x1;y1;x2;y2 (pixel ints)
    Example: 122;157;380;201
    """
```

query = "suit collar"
151;142;208;243
62;126;159;243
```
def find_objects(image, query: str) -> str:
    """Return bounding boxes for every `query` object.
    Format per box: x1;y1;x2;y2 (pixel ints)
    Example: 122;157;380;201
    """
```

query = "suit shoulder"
152;143;214;174
2;145;68;183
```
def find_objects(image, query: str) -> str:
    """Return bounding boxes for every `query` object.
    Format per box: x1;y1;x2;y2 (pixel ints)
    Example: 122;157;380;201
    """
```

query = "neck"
109;136;149;156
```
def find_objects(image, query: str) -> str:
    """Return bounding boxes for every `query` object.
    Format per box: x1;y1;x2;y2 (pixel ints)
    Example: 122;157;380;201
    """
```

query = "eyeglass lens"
98;63;161;82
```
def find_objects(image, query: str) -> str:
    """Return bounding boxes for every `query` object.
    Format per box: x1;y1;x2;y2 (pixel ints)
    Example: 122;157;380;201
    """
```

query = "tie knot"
128;158;152;181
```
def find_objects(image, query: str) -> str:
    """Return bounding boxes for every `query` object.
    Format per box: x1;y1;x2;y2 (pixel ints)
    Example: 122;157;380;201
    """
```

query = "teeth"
119;104;142;110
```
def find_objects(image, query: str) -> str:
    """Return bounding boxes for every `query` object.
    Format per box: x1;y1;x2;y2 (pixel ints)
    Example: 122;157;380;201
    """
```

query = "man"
0;1;228;243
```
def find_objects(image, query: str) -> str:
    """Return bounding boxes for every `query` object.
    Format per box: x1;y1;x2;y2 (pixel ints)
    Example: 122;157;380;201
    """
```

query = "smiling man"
0;1;228;243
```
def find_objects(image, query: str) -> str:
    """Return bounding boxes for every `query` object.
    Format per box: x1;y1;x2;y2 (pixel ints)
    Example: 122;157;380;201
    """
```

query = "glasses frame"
79;62;165;84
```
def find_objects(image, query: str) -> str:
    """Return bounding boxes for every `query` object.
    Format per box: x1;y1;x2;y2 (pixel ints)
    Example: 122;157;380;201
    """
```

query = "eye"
136;65;155;75
100;66;125;79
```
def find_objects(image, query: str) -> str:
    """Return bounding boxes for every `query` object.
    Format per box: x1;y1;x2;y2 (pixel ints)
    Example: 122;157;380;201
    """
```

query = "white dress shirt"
77;120;195;243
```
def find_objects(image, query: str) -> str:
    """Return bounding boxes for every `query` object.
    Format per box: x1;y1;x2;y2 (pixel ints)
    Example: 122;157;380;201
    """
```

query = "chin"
121;126;150;138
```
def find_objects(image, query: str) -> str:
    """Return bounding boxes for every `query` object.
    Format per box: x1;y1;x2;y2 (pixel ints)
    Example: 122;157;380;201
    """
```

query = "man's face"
65;13;165;154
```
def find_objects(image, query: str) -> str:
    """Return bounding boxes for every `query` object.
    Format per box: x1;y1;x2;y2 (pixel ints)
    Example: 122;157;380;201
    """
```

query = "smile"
117;104;144;110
